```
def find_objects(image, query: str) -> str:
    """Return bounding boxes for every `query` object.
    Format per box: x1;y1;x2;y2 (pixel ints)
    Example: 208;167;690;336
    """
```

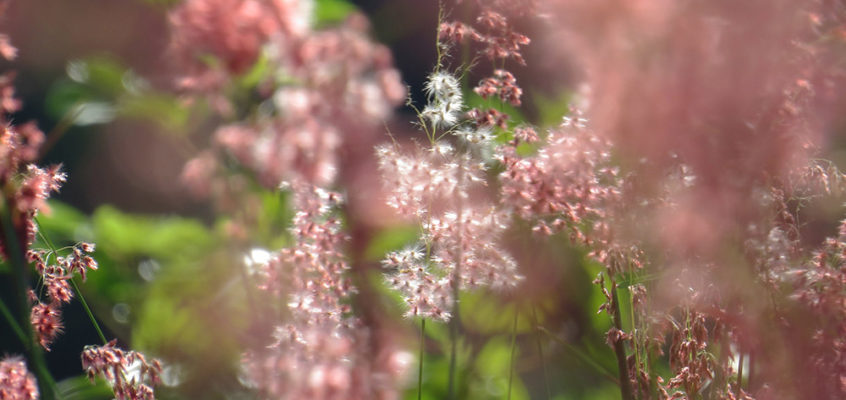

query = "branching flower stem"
35;218;107;345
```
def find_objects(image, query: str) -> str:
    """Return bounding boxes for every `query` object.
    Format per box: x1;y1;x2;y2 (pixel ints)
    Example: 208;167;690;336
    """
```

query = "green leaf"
364;225;419;261
463;91;527;128
460;291;533;335
471;338;529;400
314;0;357;26
533;91;574;127
56;375;112;400
92;205;214;260
118;93;190;131
37;200;90;240
237;50;271;90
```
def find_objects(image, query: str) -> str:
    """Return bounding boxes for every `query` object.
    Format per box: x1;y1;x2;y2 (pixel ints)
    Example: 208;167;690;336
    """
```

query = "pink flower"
0;357;39;400
81;340;163;400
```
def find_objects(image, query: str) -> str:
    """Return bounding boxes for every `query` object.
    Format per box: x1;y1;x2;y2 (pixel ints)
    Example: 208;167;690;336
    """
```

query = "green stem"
530;306;551;399
611;284;634;400
0;296;28;345
447;287;460;400
507;308;519;400
69;278;107;345
447;150;466;400
2;205;57;400
418;318;426;400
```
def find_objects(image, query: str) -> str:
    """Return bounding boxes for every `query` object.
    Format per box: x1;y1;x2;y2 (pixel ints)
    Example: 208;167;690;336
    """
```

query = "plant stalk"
530;306;551;399
418;318;425;400
611;284;634;400
507;308;518;400
2;204;56;400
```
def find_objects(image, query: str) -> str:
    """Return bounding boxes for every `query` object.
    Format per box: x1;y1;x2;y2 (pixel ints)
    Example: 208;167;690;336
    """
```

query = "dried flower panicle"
0;357;39;400
81;340;163;400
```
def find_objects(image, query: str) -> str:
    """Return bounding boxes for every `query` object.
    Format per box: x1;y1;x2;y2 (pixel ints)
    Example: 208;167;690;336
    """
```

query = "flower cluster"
81;340;163;400
0;25;164;400
378;65;522;320
244;182;409;399
0;357;38;400
499;112;620;241
26;243;98;350
167;0;311;93
438;1;529;131
174;0;405;192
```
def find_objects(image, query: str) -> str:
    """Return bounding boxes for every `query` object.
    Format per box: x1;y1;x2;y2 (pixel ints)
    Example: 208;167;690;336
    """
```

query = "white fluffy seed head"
424;72;461;103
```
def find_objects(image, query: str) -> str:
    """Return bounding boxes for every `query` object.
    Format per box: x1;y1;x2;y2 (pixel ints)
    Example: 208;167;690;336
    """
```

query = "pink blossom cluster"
173;0;406;192
244;182;408;399
499;113;619;239
81;340;163;400
438;1;529;129
377;135;522;321
26;243;97;350
0;26;163;400
168;0;311;92
0;357;38;400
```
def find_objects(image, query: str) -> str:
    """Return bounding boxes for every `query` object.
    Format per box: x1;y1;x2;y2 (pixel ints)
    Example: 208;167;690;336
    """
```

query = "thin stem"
611;283;634;400
70;278;107;345
434;0;445;72
507;308;518;400
447;282;460;400
418;318;426;400
0;296;29;346
447;148;466;400
530;306;551;400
